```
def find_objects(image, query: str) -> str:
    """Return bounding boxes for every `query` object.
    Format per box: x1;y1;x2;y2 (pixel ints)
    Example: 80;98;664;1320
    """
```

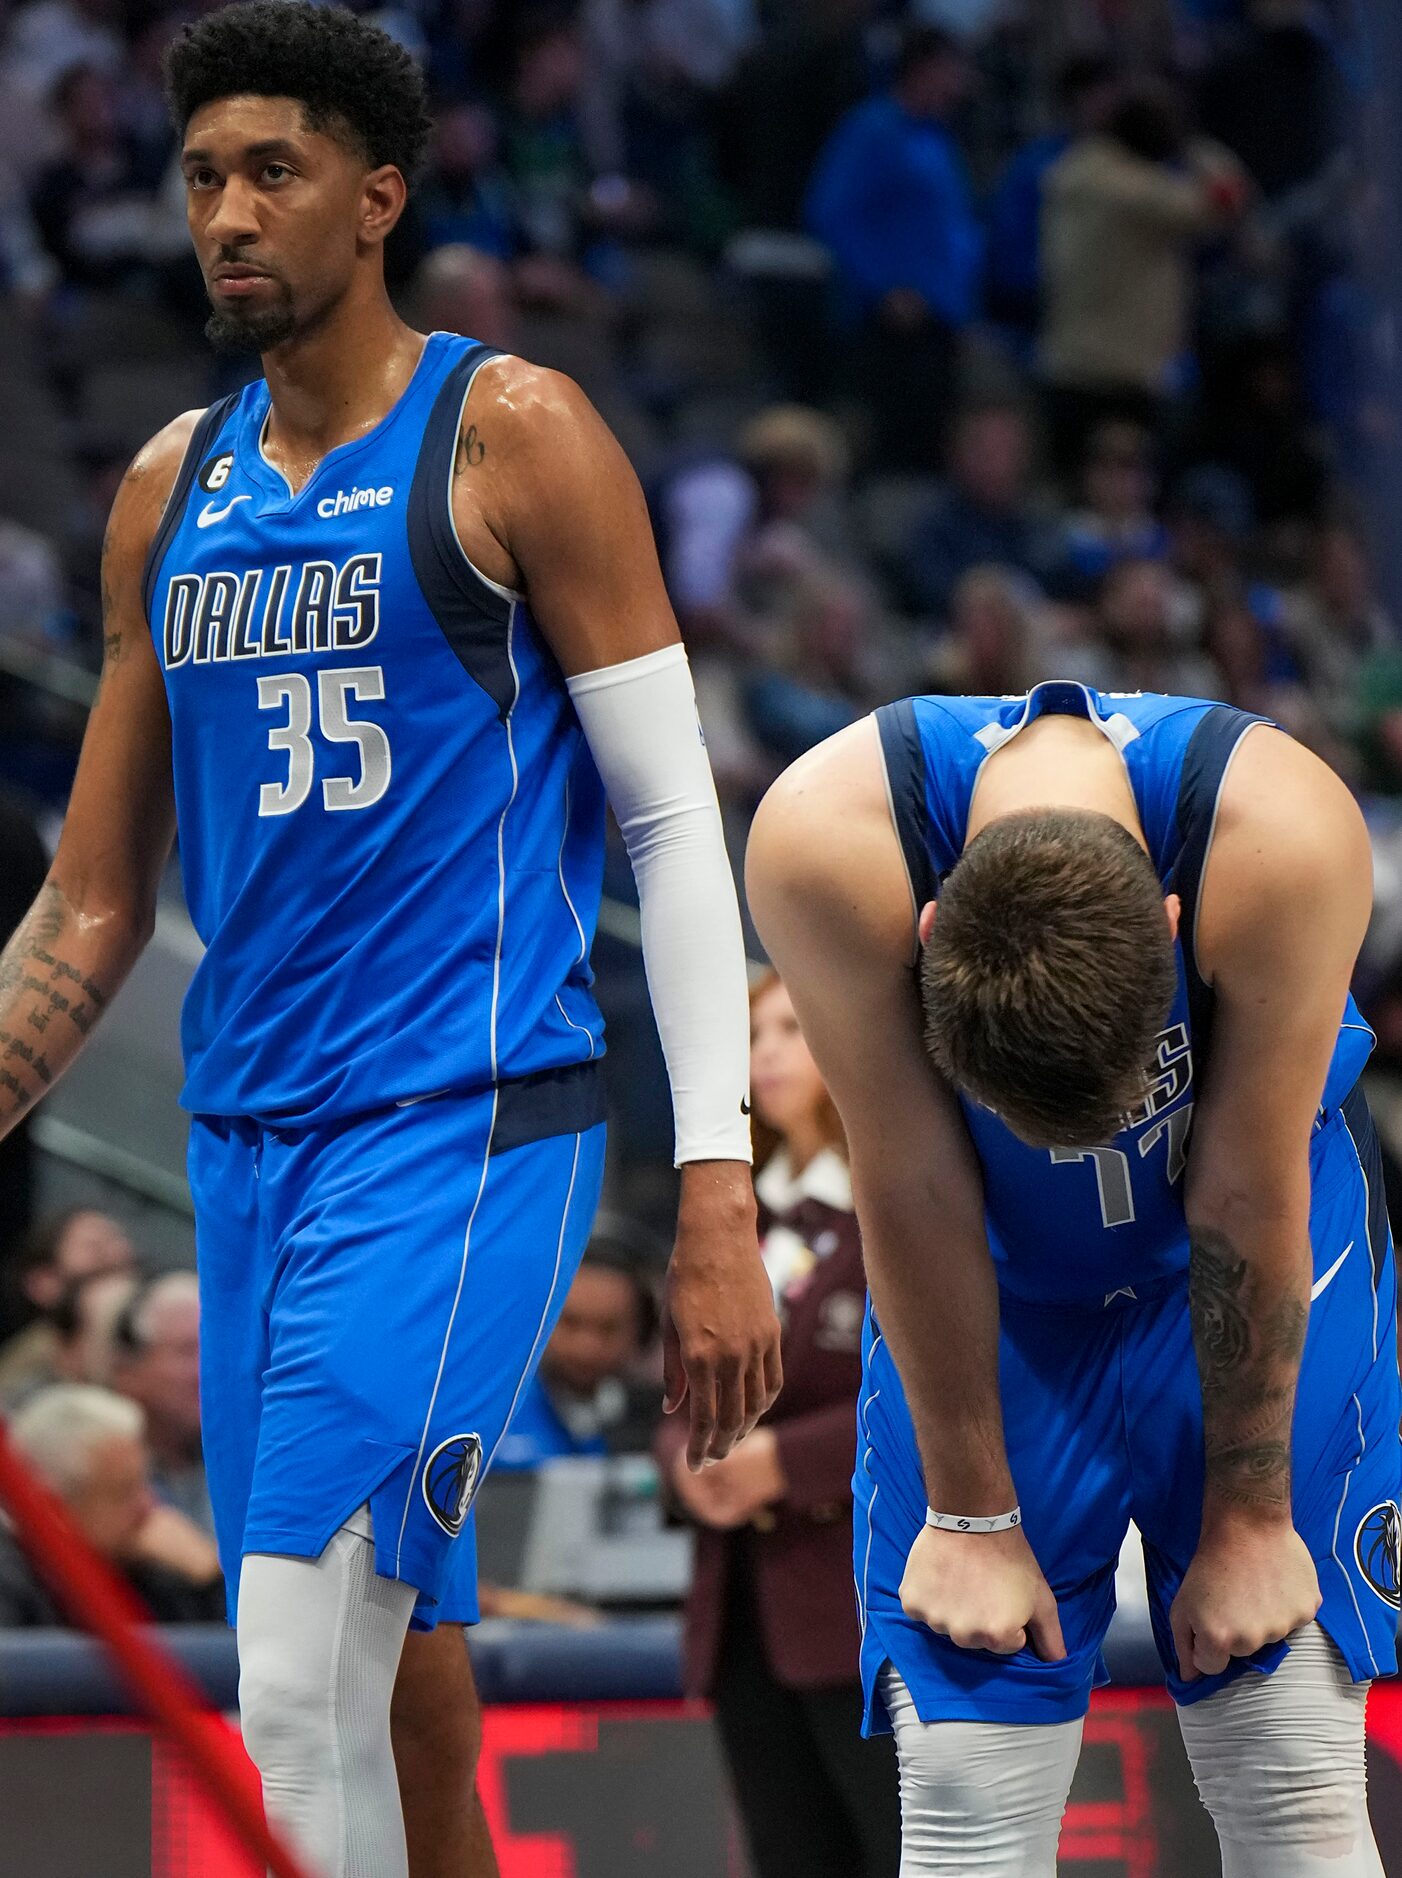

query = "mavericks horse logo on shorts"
422;1432;483;1536
1354;1501;1402;1608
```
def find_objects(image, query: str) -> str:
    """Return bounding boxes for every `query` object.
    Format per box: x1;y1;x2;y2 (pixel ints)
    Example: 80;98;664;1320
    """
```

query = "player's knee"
1194;1751;1366;1854
391;1625;481;1770
239;1630;335;1782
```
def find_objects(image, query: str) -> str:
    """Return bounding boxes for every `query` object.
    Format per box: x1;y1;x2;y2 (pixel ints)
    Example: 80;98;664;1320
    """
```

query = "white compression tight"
237;1506;417;1878
883;1624;1382;1878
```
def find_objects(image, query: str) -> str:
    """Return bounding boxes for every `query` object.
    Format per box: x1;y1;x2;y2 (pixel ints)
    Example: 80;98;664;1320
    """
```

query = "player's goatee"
204;302;300;356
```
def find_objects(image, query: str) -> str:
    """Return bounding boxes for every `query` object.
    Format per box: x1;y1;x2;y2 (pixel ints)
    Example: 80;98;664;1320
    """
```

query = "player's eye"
187;167;218;190
262;163;292;184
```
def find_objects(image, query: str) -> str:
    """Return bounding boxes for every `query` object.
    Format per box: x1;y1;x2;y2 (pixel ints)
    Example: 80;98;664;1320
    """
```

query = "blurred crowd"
0;0;1394;818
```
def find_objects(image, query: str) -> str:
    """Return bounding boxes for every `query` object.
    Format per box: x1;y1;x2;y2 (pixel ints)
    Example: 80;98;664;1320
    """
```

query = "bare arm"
0;415;192;1143
747;723;1064;1657
1172;728;1368;1671
451;360;780;1463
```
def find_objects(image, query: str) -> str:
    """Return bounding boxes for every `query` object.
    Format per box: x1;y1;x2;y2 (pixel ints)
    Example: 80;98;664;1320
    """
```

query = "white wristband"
926;1506;1022;1534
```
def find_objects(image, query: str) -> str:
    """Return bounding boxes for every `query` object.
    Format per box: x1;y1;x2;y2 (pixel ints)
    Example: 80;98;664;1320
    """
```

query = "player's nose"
205;176;262;247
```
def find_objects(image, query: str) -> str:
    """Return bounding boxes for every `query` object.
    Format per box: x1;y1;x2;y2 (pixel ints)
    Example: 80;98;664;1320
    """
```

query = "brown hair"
748;969;847;1173
920;810;1177;1148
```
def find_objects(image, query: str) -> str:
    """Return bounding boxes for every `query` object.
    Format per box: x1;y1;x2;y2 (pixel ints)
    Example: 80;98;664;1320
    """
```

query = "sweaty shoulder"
1198;726;1371;978
746;717;914;964
109;409;206;564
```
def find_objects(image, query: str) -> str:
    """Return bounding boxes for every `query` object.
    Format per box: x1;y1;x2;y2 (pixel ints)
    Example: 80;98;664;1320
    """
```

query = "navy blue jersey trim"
140;394;240;628
1169;705;1267;1049
407;342;516;720
875;700;940;909
1342;1083;1392;1294
491;1059;605;1155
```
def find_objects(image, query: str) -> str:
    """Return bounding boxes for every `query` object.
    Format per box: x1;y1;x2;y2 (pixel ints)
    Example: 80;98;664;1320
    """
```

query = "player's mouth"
211;263;277;298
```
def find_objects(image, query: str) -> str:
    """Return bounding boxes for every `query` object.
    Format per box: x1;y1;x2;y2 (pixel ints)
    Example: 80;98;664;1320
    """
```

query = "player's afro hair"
164;1;432;185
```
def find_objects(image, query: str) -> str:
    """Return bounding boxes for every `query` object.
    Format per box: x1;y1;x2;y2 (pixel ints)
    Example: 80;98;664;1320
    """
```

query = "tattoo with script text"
0;883;111;1129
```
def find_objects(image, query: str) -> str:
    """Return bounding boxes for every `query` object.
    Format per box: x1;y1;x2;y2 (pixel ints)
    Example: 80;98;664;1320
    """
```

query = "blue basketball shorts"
854;1091;1402;1731
190;1075;606;1632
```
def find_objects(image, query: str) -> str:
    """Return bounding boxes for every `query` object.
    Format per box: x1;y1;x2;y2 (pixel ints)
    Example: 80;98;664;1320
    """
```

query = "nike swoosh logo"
196;495;251;528
1311;1241;1354;1302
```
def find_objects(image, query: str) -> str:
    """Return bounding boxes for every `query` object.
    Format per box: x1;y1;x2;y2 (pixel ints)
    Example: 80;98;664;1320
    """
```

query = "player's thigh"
856;1297;1130;1732
188;1113;269;1610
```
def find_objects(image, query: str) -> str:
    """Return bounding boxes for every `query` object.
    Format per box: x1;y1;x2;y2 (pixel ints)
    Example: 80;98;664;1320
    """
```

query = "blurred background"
5;0;1402;1873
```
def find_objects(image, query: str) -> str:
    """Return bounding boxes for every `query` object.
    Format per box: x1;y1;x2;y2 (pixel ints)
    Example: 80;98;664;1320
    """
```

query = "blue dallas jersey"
876;680;1375;1302
145;333;606;1123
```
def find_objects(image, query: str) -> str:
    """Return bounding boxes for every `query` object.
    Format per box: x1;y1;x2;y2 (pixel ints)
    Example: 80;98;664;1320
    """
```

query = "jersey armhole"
407;343;524;720
140;395;241;628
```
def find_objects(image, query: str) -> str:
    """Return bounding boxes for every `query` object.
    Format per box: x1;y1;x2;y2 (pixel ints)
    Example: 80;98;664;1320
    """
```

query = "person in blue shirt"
984;55;1119;352
494;1235;660;1471
805;25;981;470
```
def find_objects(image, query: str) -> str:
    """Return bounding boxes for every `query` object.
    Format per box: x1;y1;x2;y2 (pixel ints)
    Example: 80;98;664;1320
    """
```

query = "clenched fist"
900;1522;1067;1661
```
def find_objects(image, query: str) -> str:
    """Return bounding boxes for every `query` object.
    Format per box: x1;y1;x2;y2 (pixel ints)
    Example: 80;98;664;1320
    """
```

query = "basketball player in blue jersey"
747;681;1401;1877
0;7;781;1875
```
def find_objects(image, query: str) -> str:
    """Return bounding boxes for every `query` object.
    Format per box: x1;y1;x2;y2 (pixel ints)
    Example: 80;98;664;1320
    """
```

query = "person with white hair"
110;1270;212;1535
0;1383;224;1626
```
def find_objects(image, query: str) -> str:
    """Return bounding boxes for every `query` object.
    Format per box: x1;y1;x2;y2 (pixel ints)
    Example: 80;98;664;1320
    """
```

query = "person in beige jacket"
1039;81;1249;477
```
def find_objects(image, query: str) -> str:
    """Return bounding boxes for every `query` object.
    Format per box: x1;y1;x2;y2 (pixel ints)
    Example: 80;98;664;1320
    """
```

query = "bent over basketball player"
747;681;1401;1877
0;7;780;1875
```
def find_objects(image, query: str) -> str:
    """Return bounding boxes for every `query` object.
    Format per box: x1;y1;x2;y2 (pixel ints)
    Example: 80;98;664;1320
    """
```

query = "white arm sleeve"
567;642;753;1166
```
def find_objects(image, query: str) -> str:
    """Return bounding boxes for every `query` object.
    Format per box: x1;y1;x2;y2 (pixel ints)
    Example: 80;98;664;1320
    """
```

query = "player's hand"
900;1522;1067;1661
663;1163;782;1470
1170;1517;1320;1679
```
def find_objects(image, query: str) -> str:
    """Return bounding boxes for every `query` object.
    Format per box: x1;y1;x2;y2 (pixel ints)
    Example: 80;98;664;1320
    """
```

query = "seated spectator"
0;1208;135;1402
110;1271;211;1536
1285;521;1397;751
415;242;517;352
0;1384;224;1626
806;25;981;471
29;63;168;290
925;565;1053;698
658;971;898;1878
493;1231;660;1470
1051;419;1168;599
900;399;1063;619
735;405;855;571
29;1265;137;1397
418;103;518;261
1063;557;1219;696
740;567;889;769
1039;80;1249;477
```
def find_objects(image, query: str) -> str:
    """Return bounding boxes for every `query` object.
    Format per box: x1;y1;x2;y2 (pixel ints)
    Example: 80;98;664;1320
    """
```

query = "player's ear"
918;899;938;948
1164;893;1181;945
359;164;407;248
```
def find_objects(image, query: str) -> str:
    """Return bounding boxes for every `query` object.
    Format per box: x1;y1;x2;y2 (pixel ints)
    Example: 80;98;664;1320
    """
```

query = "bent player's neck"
259;281;426;489
965;712;1148;852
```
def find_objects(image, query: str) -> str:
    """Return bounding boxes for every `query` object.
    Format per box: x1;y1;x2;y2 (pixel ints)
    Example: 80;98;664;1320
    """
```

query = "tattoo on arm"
1189;1227;1308;1511
0;883;114;1130
454;424;486;476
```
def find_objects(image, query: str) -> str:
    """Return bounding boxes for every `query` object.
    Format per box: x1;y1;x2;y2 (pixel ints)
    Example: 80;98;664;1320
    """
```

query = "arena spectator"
1285;521;1397;747
806;24;982;470
924;565;1053;697
0;1207;135;1398
984;53;1119;343
1039;80;1249;476
1072;555;1220;696
415;241;518;352
418;102;518;261
1051;419;1168;600
659;971;899;1878
899;399;1062;618
0;1383;224;1626
109;1270;211;1536
1198;0;1347;204
29;1266;136;1395
29;62;168;290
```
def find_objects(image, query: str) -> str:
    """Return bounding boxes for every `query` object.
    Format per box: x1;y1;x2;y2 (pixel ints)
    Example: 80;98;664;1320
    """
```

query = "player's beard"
204;279;300;355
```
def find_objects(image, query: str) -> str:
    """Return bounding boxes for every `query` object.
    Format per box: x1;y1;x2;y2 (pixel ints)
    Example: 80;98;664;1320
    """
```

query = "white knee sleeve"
881;1666;1084;1877
1177;1623;1384;1878
238;1507;418;1878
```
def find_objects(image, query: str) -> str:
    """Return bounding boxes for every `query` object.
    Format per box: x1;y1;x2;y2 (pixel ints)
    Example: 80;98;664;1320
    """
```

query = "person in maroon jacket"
658;972;900;1878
